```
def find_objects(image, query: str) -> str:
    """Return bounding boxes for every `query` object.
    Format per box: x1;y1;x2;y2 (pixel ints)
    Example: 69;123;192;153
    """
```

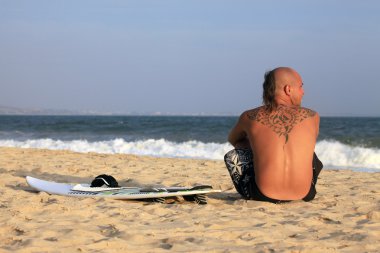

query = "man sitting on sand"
225;67;323;203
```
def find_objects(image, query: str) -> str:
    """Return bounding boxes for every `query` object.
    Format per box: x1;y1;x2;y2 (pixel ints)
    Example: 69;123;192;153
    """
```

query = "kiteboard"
26;176;220;204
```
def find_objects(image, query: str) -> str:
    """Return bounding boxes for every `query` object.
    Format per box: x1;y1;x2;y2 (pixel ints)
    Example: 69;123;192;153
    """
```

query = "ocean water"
0;115;379;172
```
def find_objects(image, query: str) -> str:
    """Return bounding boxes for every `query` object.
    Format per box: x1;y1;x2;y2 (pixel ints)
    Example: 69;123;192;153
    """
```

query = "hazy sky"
1;0;379;116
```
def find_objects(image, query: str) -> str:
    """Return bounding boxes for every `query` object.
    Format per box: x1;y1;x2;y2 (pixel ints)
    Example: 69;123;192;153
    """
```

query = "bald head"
262;67;304;110
273;67;301;93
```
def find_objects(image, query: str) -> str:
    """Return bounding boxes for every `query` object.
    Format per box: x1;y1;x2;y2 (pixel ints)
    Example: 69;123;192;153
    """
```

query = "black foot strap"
90;174;119;188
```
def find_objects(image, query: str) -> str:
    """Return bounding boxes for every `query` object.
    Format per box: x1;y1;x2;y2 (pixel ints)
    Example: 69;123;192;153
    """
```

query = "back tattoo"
247;105;316;143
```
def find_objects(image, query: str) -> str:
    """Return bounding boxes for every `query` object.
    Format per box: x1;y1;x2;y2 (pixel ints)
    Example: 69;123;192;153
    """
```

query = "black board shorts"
224;149;323;204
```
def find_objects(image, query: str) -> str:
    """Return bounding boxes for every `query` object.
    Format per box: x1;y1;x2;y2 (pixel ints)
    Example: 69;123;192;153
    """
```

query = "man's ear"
284;85;291;95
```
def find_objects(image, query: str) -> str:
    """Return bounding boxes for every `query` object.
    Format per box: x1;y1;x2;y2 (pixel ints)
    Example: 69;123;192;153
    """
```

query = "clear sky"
1;0;379;116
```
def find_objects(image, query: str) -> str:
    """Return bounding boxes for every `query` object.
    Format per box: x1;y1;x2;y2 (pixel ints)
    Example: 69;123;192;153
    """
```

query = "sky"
0;0;379;116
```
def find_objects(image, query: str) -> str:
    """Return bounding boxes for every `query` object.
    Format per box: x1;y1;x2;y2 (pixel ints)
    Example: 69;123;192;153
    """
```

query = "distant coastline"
0;105;237;116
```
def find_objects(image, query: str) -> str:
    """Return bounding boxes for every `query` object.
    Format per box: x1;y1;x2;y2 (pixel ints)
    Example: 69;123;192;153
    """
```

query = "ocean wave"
0;138;379;171
315;140;380;170
0;138;233;160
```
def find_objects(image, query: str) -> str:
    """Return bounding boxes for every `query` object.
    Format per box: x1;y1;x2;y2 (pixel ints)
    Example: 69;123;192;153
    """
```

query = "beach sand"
0;147;379;252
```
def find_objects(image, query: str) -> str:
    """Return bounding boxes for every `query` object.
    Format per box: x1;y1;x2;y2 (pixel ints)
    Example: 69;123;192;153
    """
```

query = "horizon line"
0;105;379;117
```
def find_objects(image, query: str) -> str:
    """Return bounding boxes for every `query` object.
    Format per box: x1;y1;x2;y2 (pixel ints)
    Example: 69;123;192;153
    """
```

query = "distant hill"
0;105;38;115
0;105;98;115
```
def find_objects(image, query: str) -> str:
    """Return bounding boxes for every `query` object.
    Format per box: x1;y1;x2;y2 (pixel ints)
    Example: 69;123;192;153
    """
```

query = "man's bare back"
226;67;322;202
243;105;318;199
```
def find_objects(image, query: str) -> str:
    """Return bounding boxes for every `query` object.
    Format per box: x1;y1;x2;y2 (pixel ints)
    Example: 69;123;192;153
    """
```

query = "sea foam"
0;138;379;171
0;138;232;160
315;140;380;170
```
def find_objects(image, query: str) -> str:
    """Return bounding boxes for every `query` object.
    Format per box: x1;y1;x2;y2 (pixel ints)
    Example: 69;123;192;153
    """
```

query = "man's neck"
275;103;301;109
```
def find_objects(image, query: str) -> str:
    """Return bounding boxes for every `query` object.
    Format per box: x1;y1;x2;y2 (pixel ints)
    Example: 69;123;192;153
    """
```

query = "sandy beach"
0;147;379;252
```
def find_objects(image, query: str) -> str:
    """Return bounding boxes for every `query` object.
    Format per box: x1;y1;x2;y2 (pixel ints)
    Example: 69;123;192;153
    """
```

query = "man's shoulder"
242;106;266;121
298;106;319;119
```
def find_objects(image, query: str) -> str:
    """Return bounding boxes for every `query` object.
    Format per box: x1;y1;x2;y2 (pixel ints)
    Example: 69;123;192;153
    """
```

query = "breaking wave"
1;138;379;171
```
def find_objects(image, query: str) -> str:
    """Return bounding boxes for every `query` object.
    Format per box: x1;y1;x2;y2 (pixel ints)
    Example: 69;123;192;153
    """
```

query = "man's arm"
228;112;250;148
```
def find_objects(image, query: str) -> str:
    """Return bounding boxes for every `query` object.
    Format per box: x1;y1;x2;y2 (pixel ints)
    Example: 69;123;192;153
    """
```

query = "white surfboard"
26;176;220;203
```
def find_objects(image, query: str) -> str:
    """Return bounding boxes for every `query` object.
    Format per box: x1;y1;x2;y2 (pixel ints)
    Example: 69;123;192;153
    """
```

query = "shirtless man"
225;67;323;203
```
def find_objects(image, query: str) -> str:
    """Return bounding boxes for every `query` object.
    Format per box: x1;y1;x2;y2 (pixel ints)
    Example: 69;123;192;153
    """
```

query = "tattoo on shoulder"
246;106;316;143
246;108;261;121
